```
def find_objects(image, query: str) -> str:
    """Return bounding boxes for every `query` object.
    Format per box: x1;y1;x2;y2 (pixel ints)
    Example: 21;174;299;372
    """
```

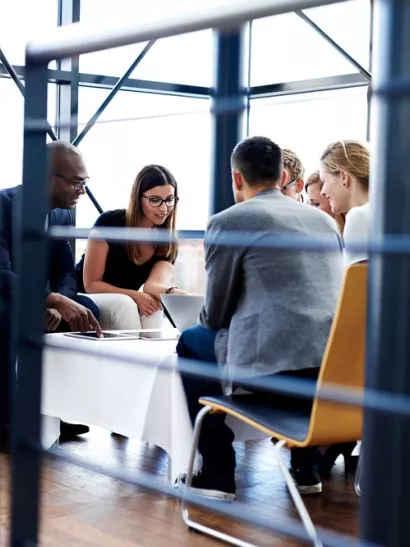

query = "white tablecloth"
42;333;264;482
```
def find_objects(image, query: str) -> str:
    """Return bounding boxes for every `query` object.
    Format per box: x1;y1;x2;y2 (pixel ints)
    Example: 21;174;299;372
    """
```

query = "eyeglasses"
142;195;179;208
281;179;298;195
53;173;89;191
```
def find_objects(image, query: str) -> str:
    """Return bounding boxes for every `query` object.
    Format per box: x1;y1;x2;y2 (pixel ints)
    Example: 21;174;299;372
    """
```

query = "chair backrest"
305;263;367;446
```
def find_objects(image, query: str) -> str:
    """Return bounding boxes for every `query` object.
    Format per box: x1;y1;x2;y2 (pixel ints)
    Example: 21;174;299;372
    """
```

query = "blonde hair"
283;148;305;181
320;140;370;190
305;170;346;235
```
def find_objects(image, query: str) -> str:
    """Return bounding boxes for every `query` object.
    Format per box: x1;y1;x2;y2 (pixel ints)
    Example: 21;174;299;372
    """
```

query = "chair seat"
200;394;311;442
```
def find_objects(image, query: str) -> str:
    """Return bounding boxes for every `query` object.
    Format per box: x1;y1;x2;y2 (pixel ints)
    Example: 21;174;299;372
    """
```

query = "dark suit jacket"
0;185;77;301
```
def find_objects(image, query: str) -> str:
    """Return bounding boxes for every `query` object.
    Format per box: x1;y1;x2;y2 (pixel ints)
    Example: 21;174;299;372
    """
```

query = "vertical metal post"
361;0;410;545
10;56;49;547
210;26;247;215
57;0;81;254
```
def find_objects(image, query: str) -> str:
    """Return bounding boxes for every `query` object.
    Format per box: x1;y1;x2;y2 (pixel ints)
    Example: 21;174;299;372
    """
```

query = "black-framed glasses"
53;173;89;191
142;195;179;208
281;179;298;195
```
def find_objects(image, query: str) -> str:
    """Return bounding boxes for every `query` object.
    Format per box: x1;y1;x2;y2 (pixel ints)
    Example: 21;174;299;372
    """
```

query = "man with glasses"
281;148;306;202
0;140;101;451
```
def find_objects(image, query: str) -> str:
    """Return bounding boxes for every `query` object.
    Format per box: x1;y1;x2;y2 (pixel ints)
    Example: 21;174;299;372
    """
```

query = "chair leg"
354;446;362;497
273;440;323;547
181;406;257;547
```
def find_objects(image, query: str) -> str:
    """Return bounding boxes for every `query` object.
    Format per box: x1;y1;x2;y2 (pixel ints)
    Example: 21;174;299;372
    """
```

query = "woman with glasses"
76;164;183;330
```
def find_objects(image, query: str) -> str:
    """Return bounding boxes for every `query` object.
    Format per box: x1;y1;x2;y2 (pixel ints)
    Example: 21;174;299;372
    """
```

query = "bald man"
0;140;101;450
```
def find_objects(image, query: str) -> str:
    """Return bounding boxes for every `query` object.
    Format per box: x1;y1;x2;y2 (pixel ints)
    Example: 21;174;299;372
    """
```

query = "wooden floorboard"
0;427;359;546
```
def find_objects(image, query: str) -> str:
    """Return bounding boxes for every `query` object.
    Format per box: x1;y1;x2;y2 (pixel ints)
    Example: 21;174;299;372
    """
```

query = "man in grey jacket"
177;136;343;500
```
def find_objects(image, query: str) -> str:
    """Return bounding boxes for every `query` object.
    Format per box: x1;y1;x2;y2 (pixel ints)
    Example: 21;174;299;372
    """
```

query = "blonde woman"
305;171;346;235
317;140;369;477
320;140;370;265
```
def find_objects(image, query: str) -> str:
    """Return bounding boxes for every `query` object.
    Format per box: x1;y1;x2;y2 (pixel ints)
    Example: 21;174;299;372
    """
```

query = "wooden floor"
0;428;359;546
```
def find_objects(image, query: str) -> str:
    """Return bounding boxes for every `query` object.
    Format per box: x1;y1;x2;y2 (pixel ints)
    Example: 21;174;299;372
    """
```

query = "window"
0;78;57;190
250;0;370;86
304;0;371;70
0;0;58;67
79;0;213;86
248;87;368;177
76;87;212;232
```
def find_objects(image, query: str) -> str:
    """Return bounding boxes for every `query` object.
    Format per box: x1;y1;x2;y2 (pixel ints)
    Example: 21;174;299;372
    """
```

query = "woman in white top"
319;140;370;265
316;140;369;478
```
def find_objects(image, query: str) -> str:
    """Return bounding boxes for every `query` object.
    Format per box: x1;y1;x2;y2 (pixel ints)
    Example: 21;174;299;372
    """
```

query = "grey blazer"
199;188;343;380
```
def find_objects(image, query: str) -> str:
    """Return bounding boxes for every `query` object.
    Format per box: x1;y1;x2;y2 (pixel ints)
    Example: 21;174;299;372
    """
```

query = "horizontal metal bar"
250;73;368;98
295;10;372;82
41;447;372;547
43;338;410;421
78;73;211;97
1;63;367;100
26;0;349;62
47;225;410;256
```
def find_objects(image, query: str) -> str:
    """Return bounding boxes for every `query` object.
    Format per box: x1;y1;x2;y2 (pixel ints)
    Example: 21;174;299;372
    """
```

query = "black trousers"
177;326;320;479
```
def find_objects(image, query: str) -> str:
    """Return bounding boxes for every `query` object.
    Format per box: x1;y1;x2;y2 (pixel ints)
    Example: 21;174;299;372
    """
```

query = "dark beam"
295;10;372;82
10;56;49;547
56;0;82;243
210;27;247;214
73;40;156;146
360;0;410;545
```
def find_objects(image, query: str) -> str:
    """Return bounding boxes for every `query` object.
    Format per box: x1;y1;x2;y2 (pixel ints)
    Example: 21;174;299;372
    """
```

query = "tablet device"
120;329;180;341
63;331;137;341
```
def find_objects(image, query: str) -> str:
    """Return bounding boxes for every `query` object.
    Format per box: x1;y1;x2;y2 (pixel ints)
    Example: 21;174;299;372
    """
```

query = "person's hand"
45;308;62;332
46;293;103;336
130;291;162;317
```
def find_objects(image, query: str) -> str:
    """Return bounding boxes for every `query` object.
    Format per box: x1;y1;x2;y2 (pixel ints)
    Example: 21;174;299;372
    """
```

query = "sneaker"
290;468;322;495
178;470;236;501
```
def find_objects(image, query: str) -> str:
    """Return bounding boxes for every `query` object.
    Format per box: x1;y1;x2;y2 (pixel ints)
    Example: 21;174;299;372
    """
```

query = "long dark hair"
126;164;178;264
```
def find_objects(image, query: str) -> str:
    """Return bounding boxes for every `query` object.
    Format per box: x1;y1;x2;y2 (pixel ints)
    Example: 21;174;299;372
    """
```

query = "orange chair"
181;264;367;547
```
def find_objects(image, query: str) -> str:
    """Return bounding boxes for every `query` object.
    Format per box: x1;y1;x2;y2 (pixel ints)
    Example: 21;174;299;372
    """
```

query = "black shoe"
319;442;357;479
59;421;89;441
290;468;322;495
178;470;236;501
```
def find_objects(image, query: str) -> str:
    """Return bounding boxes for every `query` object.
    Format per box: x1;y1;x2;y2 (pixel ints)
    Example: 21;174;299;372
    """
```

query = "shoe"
59;421;89;441
319;442;357;479
177;470;236;501
290;468;322;495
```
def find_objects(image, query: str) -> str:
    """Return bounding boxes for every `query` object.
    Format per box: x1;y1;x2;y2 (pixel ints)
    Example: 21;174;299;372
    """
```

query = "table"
41;333;265;482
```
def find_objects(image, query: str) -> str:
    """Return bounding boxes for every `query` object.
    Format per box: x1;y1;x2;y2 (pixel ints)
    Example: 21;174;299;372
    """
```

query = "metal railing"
7;0;410;546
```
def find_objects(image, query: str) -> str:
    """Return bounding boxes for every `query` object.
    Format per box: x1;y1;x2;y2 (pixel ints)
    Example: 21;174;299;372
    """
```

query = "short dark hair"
231;136;283;186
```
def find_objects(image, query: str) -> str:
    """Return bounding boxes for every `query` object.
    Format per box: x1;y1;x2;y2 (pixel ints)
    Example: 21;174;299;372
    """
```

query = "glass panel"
0;79;57;190
0;0;58;67
305;0;371;71
76;87;212;233
79;0;212;86
249;87;368;177
251;11;358;86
